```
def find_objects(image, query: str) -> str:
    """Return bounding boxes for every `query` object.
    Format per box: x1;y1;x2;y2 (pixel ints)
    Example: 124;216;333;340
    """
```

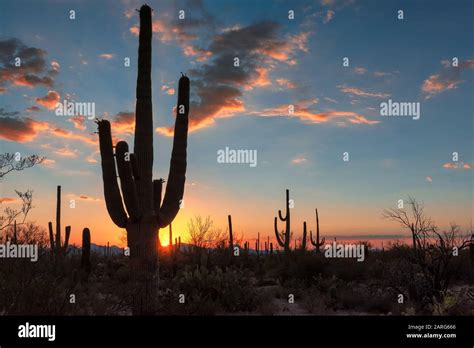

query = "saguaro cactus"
274;189;291;253
48;185;71;261
300;221;307;251
169;223;173;253
310;208;325;252
81;228;91;275
97;4;189;314
228;214;234;254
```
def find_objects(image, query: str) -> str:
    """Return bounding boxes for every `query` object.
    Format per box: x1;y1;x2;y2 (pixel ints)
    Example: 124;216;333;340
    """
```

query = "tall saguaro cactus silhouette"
274;189;291;254
97;4;189;314
310;208;325;252
48;185;71;262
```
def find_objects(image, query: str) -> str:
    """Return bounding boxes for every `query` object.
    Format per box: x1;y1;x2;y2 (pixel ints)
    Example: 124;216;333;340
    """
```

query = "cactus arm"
81;228;91;273
274;217;285;247
115;141;140;220
48;222;55;252
158;76;189;228
278;209;287;221
97;120;128;228
134;5;154;217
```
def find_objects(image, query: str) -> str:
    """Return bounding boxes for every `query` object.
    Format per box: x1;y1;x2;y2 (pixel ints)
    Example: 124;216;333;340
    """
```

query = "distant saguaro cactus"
310;208;325;252
81;228;91;275
48;185;71;261
228;215;234;255
300;221;307;251
274;189;291;254
96;4;189;314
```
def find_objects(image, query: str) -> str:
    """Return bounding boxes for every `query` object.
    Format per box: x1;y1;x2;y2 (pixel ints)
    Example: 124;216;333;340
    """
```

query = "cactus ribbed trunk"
97;5;189;315
81;228;91;275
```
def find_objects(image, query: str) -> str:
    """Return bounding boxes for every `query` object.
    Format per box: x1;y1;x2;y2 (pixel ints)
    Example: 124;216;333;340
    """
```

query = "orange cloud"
183;44;212;62
161;85;175;95
276;78;298;89
338;85;390;98
42;158;56;165
36;90;60;110
66;193;101;202
0;197;19;204
250;99;380;126
443;162;472;169
111;111;135;135
99;53;115;59
69;116;87;130
54;147;77;157
422;59;474;98
51;127;98;145
291;156;307;164
0;117;49;142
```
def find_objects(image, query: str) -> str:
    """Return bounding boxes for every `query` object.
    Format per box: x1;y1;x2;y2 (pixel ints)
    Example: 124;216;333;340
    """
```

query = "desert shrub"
160;266;260;314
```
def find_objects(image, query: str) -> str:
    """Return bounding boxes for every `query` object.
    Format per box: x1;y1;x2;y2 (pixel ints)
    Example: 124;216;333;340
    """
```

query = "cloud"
111;111;135;135
354;66;367;75
249;99;380;126
338;85;390;98
0;108;20;117
66;193;101;202
35;90;60;109
54;147;78;157
0;38;56;92
291;156;307;164
99;53;115;60
422;59;474;98
69;116;87;130
0;197;19;204
42;158;56;165
50;127;98;145
426;176;433;182
276;78;298;89
323;10;335;23
26;105;41;112
0;116;49;142
161;85;175;95
443;162;472;169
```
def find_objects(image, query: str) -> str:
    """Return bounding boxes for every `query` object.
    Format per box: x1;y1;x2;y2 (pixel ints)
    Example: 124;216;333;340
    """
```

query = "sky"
0;0;473;248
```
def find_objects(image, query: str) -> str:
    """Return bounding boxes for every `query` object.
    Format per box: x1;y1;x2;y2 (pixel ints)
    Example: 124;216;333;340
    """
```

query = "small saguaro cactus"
96;4;189;314
228;214;234;255
310;208;325;252
81;228;91;275
255;232;260;256
48;185;71;261
274;189;291;254
300;221;307;251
